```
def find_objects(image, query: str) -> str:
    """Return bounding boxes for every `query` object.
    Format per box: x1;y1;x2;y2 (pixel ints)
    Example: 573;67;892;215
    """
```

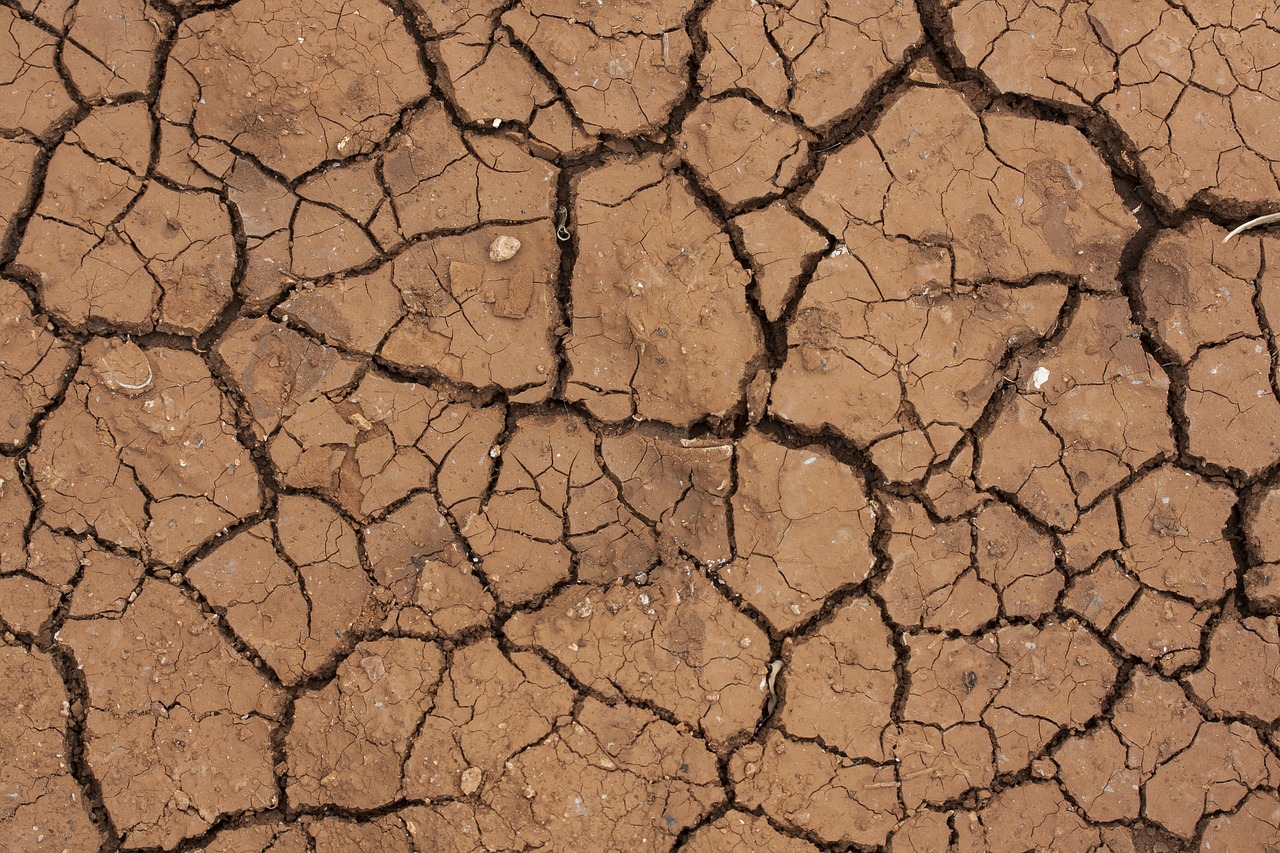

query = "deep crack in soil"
2;0;1280;850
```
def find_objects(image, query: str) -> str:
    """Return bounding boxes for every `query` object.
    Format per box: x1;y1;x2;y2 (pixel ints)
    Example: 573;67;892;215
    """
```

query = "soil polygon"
2;0;1278;849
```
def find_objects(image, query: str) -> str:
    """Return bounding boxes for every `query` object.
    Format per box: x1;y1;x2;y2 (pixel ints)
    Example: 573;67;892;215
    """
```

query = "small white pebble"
489;235;522;262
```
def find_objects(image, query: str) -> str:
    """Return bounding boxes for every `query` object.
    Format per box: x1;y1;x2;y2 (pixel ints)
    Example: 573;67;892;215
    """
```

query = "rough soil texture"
1;0;1279;850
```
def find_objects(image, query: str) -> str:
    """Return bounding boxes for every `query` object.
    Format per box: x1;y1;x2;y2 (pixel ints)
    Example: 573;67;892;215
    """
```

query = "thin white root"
1223;211;1280;242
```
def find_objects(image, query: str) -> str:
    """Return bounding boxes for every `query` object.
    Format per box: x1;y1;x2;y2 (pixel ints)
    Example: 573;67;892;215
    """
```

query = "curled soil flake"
730;730;901;847
286;637;444;810
0;279;75;449
162;0;430;180
730;431;876;630
505;563;770;747
0;646;98;851
59;580;284;849
566;156;764;426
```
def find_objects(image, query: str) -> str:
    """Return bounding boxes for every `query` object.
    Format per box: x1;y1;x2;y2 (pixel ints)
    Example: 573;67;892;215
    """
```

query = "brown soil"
1;0;1279;850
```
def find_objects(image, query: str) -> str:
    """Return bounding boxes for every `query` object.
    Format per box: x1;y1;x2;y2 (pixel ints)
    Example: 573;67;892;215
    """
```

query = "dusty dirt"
1;0;1279;850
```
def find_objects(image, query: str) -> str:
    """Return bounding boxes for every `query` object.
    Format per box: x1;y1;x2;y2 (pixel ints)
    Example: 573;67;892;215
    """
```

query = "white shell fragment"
94;341;154;396
489;235;522;262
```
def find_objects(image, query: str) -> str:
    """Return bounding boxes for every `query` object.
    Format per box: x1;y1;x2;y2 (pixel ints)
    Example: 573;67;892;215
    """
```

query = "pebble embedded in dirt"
6;1;1280;847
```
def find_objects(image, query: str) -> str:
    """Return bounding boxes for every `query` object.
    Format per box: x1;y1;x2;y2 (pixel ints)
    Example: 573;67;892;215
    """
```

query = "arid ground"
2;0;1280;849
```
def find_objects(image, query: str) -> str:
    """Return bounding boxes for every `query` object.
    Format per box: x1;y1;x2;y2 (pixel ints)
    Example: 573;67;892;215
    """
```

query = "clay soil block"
2;0;1280;849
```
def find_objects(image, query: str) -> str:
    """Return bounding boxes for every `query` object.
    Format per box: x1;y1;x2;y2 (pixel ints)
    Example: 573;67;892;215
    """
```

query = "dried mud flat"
2;0;1280;850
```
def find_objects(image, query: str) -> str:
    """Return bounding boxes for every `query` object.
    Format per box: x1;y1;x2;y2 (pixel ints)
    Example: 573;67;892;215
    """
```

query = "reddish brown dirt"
1;0;1279;850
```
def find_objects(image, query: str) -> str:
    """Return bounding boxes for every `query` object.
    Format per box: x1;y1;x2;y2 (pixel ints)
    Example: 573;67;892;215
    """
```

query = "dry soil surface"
2;0;1280;850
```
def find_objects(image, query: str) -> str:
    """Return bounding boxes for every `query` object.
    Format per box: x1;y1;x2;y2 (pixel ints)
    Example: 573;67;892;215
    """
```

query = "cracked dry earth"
4;0;1280;851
